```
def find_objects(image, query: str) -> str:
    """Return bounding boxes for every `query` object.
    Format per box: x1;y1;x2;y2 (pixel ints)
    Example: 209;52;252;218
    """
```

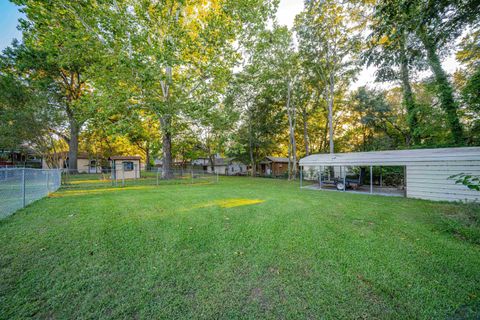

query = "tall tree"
0;58;56;153
295;0;361;154
10;0;102;172
391;0;479;144
364;1;425;145
83;0;277;178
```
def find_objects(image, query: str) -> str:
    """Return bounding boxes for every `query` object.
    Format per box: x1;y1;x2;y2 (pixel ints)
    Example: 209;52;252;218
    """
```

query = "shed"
259;156;291;176
109;156;141;180
299;147;480;202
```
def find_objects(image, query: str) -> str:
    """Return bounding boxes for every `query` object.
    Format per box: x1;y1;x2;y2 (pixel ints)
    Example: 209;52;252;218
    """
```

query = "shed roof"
212;157;236;166
299;147;480;166
49;151;90;159
109;156;142;161
263;156;289;163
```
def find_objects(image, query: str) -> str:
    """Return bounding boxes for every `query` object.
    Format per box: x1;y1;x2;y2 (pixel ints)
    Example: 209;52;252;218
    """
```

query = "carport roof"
299;147;480;166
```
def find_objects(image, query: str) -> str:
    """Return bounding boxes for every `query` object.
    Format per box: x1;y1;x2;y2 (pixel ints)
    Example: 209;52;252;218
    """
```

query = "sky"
0;0;460;89
0;1;23;50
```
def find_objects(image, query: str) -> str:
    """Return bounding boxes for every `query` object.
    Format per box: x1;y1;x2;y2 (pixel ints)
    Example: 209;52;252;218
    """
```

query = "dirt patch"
249;287;270;311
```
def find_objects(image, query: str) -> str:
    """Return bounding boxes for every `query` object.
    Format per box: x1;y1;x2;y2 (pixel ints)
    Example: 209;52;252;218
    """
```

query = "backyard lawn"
1;176;479;319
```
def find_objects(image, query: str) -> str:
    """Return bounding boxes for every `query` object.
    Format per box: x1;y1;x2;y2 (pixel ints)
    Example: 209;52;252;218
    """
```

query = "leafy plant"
449;173;480;191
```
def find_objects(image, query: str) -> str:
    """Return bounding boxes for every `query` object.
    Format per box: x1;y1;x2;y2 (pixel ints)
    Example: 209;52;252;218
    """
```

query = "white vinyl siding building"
299;147;480;202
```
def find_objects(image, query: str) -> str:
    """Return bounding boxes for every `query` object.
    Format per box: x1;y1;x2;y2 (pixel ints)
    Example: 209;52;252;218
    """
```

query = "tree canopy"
1;0;478;175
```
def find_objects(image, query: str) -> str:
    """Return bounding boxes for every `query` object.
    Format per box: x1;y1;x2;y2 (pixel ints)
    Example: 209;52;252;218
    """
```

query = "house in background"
154;158;187;169
42;152;102;173
109;156;141;179
207;157;248;175
191;157;210;170
0;148;43;168
259;156;292;177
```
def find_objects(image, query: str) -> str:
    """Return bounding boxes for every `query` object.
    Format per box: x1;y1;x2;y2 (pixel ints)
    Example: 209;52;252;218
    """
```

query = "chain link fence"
0;168;61;218
60;166;219;189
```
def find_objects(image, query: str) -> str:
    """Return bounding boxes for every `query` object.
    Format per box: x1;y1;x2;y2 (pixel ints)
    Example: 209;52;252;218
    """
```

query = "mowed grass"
1;177;480;319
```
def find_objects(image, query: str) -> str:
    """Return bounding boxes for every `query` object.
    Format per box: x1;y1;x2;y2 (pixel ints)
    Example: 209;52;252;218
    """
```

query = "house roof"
48;151;90;159
299;147;480;166
212;157;236;166
109;156;142;161
263;156;290;163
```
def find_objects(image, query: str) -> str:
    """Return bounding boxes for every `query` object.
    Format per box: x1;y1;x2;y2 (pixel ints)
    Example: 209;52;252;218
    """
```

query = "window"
123;161;134;171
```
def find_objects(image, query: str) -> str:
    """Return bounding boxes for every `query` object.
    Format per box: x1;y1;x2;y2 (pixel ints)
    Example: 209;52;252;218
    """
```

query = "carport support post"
299;166;303;188
343;166;346;192
370;165;373;194
122;165;125;187
380;166;382;188
319;166;323;190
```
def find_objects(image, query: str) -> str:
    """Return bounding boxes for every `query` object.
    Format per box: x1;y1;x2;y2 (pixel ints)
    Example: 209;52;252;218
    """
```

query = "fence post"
122;165;125;187
191;169;194;184
46;170;50;193
22;168;26;208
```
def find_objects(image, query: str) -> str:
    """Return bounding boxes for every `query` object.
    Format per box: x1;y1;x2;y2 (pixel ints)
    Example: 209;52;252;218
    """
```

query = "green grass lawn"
1;177;480;319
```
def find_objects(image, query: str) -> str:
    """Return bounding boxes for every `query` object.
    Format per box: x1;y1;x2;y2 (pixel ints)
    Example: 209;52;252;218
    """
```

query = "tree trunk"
302;108;310;156
248;110;256;177
286;81;297;180
399;33;418;145
145;143;150;171
419;30;463;144
209;154;215;173
68;119;79;173
249;146;255;177
328;72;335;154
160;116;173;179
287;137;292;180
322;117;329;153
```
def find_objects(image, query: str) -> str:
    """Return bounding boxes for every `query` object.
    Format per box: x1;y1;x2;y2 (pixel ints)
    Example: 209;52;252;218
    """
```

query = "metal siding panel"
407;164;480;202
408;191;479;201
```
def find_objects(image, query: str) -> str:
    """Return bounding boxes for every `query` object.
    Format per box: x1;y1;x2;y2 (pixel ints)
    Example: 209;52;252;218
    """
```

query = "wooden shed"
299;147;480;202
109;156;141;180
259;156;290;177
